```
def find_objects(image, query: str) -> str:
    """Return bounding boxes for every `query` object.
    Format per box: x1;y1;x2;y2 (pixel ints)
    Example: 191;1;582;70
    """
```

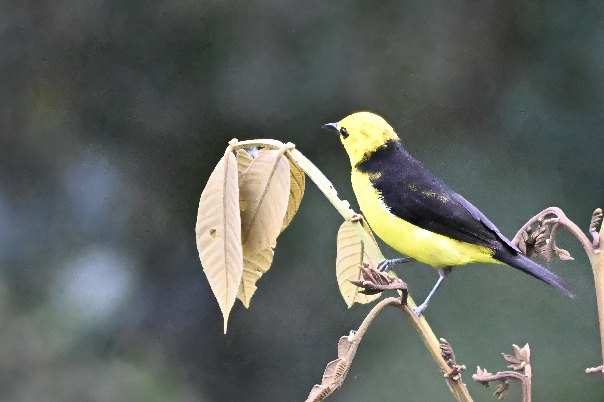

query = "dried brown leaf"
306;384;330;402
349;266;407;295
305;333;359;402
337;334;354;358
280;158;305;233
322;358;348;386
590;208;603;247
239;150;290;253
503;344;529;370
517;237;527;255
336;221;381;308
196;146;243;333
237;247;274;308
591;208;603;230
237;149;254;213
236;149;254;176
494;380;510;400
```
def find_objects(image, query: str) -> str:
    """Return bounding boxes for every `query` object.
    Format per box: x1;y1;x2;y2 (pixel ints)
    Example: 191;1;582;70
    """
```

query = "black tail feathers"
493;250;574;298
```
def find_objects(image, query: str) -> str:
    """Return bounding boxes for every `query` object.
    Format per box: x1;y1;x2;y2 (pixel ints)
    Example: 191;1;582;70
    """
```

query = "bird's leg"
412;267;452;316
377;257;415;272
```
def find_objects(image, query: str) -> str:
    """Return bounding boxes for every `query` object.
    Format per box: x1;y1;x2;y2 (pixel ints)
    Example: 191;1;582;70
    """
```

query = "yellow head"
324;112;399;166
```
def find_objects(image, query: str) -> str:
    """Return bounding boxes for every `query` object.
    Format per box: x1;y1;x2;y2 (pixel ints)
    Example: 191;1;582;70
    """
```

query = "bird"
323;111;573;316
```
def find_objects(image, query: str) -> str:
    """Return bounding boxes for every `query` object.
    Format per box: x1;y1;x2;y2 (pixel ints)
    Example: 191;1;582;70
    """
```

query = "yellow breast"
351;170;497;268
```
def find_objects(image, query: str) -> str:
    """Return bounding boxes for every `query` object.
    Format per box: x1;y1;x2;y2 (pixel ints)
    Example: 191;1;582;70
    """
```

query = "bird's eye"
340;127;350;139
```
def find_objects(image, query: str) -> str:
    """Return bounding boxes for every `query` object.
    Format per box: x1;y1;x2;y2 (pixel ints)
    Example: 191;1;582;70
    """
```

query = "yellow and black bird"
323;112;573;315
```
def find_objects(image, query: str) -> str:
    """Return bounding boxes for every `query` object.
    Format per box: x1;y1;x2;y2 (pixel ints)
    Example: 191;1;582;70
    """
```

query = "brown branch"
473;344;531;402
512;207;604;376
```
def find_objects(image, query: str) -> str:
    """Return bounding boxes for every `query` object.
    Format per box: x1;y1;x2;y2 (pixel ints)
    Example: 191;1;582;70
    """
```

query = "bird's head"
323;112;399;166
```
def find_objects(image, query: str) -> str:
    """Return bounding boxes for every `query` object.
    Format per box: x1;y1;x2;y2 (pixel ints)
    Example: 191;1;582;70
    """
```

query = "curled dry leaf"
281;158;305;233
305;333;359;402
349;265;407;296
196;145;243;333
336;220;381;308
494;380;510;400
590;208;603;247
239;150;290;253
237;247;274;308
236;149;254;176
590;208;603;231
503;344;530;369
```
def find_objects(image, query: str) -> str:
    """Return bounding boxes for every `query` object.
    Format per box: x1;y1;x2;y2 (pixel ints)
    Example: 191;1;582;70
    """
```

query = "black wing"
355;140;519;253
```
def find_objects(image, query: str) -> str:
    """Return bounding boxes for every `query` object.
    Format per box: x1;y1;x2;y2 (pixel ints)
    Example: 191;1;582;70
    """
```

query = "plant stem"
232;139;473;401
590;224;604;373
523;359;532;402
513;207;604;376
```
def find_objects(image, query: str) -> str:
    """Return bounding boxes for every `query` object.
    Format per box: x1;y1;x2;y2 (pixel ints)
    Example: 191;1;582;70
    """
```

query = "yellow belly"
351;171;497;267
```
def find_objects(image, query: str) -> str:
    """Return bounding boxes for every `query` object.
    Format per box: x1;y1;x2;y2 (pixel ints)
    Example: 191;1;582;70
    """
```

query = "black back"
355;139;520;254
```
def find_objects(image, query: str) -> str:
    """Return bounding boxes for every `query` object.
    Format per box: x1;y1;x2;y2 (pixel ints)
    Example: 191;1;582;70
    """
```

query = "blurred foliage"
1;0;604;400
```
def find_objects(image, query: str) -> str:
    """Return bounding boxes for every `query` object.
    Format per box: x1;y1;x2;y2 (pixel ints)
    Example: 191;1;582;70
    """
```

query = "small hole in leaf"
209;229;217;238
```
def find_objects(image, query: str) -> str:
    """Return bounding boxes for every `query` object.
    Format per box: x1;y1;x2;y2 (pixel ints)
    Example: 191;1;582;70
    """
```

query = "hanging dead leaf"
281;158;305;232
239;150;290;253
196;145;243;333
237;247;274;308
236;149;254;177
336;220;381;308
237;149;254;213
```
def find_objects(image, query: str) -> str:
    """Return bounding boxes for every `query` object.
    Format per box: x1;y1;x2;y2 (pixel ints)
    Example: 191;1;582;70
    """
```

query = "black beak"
322;122;339;132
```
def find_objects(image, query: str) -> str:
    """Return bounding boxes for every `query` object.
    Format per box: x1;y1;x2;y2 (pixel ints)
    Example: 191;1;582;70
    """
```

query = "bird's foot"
377;257;415;272
412;303;428;317
410;267;451;316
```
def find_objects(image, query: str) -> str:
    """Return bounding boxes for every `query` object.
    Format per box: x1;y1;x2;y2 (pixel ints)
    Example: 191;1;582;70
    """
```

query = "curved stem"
511;207;594;256
512;207;604;376
354;297;402;340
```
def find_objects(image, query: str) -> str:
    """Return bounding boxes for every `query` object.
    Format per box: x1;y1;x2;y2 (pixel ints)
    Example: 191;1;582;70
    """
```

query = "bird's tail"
493;250;574;298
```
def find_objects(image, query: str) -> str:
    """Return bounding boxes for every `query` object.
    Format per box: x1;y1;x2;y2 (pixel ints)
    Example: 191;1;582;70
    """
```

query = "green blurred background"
1;0;603;400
